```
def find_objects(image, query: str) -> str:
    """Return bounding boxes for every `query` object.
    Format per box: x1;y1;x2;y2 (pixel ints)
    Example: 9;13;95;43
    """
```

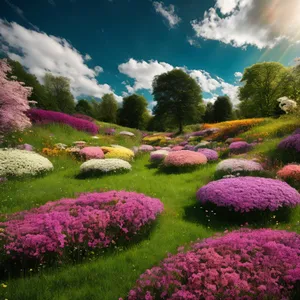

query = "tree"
213;96;233;122
118;94;148;129
0;59;31;134
7;60;58;111
75;99;93;117
44;73;75;113
202;102;215;123
99;94;118;123
239;62;289;117
152;69;203;132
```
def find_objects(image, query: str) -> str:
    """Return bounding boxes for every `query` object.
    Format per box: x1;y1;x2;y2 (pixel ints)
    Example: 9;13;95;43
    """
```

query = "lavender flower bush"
197;148;218;161
229;141;252;154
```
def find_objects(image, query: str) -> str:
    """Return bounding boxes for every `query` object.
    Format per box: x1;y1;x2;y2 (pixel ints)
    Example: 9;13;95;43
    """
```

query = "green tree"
152;69;203;132
239;62;289;117
202;102;215;123
118;94;148;129
44;73;75;113
99;94;118;123
213;96;233;122
75;99;93;116
7;60;58;110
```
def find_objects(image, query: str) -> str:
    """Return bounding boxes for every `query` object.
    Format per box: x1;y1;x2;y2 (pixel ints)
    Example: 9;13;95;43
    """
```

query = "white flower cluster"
216;159;263;174
119;131;135;137
277;97;297;114
0;149;54;177
80;158;132;174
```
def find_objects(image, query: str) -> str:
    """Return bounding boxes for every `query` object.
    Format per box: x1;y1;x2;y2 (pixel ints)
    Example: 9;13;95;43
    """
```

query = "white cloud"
153;1;181;28
189;70;221;93
220;81;239;105
0;19;122;102
191;0;300;49
234;72;243;78
187;37;200;48
84;54;92;61
118;58;174;92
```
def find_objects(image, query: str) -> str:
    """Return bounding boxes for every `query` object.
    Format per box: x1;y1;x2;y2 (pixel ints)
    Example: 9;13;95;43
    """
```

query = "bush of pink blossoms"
0;191;164;262
125;229;300;300
27;109;99;134
197;176;300;212
79;147;105;160
229;141;252;154
139;145;155;152
164;150;207;168
197;148;218;161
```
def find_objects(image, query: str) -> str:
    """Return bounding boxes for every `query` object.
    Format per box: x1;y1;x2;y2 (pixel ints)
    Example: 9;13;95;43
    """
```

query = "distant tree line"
7;59;300;133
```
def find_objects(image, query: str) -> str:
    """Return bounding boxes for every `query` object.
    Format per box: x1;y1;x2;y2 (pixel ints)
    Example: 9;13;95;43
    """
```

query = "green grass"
1;118;300;299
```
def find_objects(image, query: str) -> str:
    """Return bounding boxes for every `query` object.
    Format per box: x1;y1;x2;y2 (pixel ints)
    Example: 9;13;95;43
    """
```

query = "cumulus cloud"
191;0;300;49
0;19;122;101
187;37;201;48
118;58;174;92
234;72;243;78
153;1;181;28
84;54;92;61
118;58;240;104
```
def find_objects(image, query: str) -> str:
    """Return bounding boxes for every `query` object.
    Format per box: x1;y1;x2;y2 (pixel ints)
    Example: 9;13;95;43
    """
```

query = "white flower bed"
0;149;54;177
216;159;263;174
80;158;131;175
119;131;135;137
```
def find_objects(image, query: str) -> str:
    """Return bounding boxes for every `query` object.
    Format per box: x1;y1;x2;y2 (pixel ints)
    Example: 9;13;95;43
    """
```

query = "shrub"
183;145;196;151
171;145;184;151
80;147;104;160
194;141;210;150
138;145;155;152
142;135;167;146
164;150;207;168
101;146;134;161
80;158;131;175
277;164;300;181
27;109;99;134
0;149;53;177
278;134;300;153
197;176;300;212
229;141;252;154
0;191;164;262
225;137;244;144
125;229;300;300
150;150;169;164
197;148;218;161
216;159;263;175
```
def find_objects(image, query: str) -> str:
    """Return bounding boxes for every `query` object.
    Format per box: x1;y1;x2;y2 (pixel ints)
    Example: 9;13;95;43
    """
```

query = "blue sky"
1;0;300;109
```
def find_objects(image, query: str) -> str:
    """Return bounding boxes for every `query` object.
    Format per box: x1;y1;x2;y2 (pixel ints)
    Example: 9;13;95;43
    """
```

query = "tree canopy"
99;94;118;123
152;69;203;132
213;96;233;122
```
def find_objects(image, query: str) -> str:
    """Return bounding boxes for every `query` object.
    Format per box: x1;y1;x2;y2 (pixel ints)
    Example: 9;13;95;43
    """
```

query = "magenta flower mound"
27;109;99;134
229;141;252;154
164;150;207;167
79;147;104;160
126;229;300;300
0;191;164;261
171;145;184;151
278;134;300;153
197;148;218;161
197;176;300;212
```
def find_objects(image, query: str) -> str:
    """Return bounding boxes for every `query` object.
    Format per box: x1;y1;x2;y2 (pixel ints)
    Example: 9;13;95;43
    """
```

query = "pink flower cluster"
197;148;218;161
164;150;207;167
197;176;300;212
171;146;184;151
80;147;104;160
126;229;300;300
277;164;300;181
139;145;155;152
27;109;99;134
229;141;252;154
0;191;164;261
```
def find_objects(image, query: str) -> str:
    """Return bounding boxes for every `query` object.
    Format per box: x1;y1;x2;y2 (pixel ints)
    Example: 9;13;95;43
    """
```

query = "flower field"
2;116;300;300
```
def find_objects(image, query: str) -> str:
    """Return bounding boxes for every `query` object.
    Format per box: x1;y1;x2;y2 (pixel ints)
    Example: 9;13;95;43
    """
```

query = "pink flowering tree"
0;59;32;135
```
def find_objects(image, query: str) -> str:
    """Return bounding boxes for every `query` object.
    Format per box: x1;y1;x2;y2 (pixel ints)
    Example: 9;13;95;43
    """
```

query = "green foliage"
118;94;148;129
99;94;118;123
7;60;58;110
153;69;203;132
202;102;215;123
75;99;94;117
239;62;289;117
213;96;233;122
44;73;75;114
